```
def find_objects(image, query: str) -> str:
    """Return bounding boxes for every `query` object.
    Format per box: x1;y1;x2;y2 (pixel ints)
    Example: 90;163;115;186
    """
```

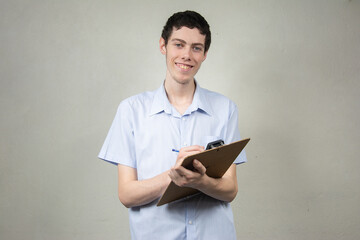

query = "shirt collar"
149;83;171;116
186;81;213;116
149;81;213;116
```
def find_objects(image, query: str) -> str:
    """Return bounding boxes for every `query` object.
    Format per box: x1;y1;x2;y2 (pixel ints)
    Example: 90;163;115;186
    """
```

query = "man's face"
160;27;207;85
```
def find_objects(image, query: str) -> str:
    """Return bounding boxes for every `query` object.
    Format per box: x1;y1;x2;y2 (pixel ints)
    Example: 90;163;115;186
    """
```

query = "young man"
99;10;247;239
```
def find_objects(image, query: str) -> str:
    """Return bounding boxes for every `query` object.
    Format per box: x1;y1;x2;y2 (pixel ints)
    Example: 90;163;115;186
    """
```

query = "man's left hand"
169;159;208;189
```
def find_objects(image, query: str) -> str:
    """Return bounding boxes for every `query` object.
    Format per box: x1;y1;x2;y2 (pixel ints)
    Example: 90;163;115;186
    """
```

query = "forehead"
169;27;206;45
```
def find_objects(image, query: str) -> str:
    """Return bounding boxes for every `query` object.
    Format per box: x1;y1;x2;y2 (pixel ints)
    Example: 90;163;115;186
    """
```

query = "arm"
117;164;171;208
117;146;205;208
169;147;238;202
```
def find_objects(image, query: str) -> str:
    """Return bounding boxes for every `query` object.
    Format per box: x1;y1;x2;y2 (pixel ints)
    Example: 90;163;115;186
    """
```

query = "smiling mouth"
176;63;193;71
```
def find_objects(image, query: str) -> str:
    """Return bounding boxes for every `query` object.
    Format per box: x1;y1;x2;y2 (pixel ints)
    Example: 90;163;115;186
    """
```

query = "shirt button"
188;220;193;225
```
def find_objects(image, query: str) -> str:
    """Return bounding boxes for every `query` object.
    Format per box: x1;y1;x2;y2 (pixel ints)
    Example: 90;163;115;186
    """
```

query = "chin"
175;73;196;84
174;78;194;85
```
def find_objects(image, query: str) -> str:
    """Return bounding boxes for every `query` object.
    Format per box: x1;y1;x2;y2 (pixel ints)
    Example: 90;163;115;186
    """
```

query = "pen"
172;149;179;153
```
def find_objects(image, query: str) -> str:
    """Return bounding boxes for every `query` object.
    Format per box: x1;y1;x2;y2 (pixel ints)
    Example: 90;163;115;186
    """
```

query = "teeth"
178;64;190;70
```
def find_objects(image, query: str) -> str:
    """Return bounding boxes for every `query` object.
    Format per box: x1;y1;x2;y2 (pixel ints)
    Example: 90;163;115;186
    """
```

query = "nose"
181;47;192;61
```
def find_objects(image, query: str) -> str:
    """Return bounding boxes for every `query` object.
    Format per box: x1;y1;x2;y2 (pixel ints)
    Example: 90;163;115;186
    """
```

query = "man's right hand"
174;145;204;167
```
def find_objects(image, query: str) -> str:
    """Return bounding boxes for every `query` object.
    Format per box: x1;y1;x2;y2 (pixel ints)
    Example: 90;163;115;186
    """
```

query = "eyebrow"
171;38;205;48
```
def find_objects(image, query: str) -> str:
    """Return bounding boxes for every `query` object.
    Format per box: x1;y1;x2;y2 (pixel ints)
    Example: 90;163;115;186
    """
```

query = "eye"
175;43;183;48
193;46;203;52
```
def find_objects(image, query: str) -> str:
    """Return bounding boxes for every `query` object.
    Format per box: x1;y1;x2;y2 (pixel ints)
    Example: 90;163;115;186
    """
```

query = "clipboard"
157;138;250;206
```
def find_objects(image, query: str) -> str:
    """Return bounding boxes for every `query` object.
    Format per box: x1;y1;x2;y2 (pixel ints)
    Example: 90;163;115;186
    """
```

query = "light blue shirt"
99;82;247;240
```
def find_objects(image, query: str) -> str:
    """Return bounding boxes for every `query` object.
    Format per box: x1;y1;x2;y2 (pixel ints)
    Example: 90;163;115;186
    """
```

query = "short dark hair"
161;10;211;53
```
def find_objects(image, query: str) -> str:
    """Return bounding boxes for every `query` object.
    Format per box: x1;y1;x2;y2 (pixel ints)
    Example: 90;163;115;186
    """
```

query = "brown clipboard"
157;138;250;206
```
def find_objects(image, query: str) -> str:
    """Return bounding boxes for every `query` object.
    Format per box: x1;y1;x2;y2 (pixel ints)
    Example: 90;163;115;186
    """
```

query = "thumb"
193;160;206;175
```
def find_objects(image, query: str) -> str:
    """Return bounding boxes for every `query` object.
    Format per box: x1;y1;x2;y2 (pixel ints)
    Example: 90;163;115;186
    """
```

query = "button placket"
180;116;188;148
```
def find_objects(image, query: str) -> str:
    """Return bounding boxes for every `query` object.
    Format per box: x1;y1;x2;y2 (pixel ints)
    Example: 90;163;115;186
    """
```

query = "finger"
169;168;183;181
173;165;191;177
176;147;204;166
180;145;204;154
193;159;206;175
174;156;184;167
169;167;191;187
178;151;201;160
177;146;204;160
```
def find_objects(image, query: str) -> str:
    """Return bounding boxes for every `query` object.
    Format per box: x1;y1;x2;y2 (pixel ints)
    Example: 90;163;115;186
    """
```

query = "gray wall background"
1;0;359;239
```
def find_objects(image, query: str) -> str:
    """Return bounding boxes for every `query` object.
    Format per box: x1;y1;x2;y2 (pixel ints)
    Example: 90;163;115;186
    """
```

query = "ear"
202;51;208;62
159;37;166;55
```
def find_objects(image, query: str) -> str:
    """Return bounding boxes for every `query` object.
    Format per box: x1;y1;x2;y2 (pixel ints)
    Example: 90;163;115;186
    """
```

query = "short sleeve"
224;103;247;164
98;100;136;168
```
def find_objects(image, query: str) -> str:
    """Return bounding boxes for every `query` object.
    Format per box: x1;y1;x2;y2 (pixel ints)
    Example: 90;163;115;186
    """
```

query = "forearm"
197;172;238;202
118;167;171;208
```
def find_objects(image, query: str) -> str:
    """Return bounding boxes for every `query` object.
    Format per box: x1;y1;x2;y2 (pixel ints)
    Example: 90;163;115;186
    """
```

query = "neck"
164;79;196;115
